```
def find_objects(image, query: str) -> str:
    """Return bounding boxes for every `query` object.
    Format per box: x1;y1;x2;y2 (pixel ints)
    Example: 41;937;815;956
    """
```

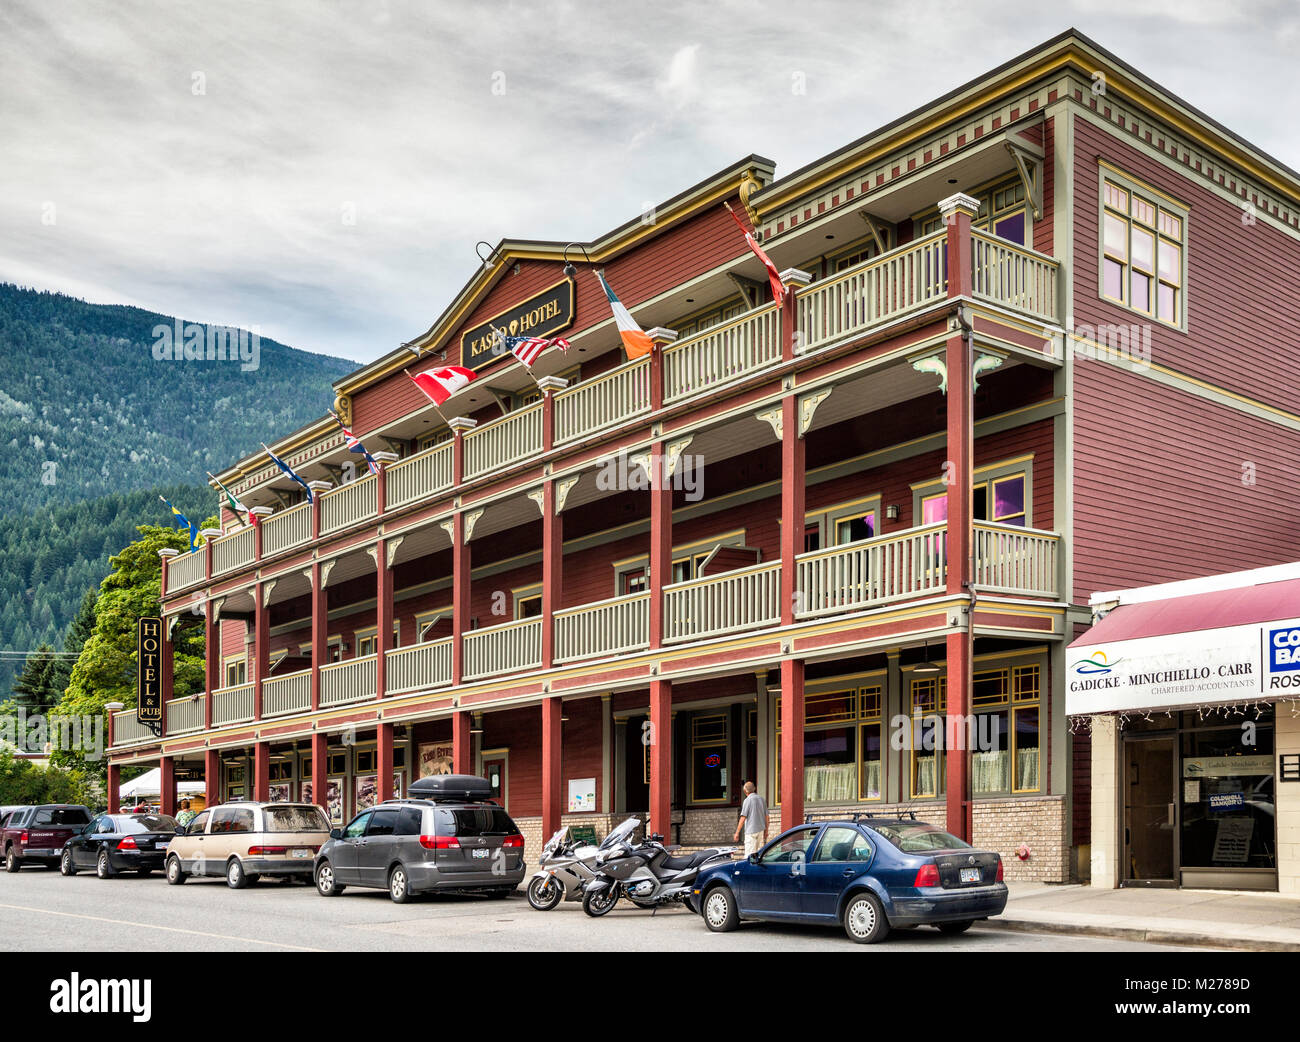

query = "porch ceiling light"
914;642;940;675
562;242;593;278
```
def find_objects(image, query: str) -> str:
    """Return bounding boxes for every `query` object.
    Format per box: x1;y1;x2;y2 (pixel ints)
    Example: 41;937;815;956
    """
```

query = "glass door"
1123;736;1178;886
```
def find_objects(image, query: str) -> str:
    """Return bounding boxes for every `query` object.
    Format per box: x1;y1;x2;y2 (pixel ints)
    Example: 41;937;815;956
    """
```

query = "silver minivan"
313;777;526;903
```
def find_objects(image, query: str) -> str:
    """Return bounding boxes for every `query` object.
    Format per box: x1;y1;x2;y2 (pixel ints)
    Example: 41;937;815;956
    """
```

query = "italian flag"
596;271;653;360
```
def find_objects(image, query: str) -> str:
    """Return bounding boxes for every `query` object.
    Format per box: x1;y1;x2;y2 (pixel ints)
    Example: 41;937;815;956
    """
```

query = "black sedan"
60;813;179;879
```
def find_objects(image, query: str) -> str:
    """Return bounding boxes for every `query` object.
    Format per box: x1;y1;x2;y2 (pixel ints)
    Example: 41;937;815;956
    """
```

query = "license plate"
471;848;490;859
291;848;311;859
960;867;981;883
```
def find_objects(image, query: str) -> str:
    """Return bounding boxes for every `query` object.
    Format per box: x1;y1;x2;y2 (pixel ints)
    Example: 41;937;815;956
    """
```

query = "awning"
1067;576;1300;716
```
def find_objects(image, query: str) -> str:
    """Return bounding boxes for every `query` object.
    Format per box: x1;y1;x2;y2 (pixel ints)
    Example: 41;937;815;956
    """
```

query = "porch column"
779;392;804;626
204;601;218;730
252;581;269;722
376;537;393;700
159;756;177;817
204;748;222;807
160;623;175;737
541;481;561;670
541;697;562;836
253;741;270;803
106;762;121;814
377;722;395;803
941;191;979;842
648;679;672;838
779;659;805;828
451;510;471;687
647;444;672;648
453;710;472;774
310;561;326;711
310;733;328;811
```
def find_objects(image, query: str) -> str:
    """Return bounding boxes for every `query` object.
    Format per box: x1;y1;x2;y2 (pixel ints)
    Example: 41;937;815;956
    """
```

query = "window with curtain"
776;683;885;805
1101;170;1186;327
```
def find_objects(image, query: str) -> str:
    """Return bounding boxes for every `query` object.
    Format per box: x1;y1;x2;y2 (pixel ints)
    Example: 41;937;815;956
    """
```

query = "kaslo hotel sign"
460;277;575;373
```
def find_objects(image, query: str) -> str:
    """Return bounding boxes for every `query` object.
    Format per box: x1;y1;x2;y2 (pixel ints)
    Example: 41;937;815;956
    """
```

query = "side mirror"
174;823;187;836
329;828;343;841
748;854;760;864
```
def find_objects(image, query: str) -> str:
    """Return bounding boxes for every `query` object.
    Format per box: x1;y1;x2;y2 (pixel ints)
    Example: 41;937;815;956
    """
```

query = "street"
0;867;1222;952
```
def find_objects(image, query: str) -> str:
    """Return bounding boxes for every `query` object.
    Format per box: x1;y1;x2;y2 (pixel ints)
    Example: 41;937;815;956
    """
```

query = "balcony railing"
320;474;378;535
555;591;650;663
970;231;1059;325
463;617;542;681
320;654;376;707
387;442;453;510
211;683;255;726
796;522;948;619
212;526;255;577
262;668;312;717
554;357;651;444
166;550;205;593
664;561;781;643
165;694;206;735
386;638;453;694
663;303;781;404
797;231;948;352
971;521;1060;597
111;710;156;746
464;402;543;481
262;502;311;556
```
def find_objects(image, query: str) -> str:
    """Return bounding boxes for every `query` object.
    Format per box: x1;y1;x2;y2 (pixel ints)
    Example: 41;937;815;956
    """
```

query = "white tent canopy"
119;767;206;800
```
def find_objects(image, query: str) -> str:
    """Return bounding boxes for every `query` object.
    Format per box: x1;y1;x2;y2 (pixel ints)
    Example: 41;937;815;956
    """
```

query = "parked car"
60;813;179;879
164;802;330;888
314;775;526;902
690;815;1007;943
3;804;93;871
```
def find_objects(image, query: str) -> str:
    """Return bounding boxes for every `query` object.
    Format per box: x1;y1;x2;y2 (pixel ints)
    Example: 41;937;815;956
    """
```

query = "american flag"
502;334;570;367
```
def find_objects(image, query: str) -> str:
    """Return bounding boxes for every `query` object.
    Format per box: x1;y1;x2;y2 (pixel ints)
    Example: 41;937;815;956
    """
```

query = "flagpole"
490;321;545;391
404;369;451;427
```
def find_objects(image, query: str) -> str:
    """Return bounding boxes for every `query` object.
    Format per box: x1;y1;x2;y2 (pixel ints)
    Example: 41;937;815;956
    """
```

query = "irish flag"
595;271;653;360
407;365;477;406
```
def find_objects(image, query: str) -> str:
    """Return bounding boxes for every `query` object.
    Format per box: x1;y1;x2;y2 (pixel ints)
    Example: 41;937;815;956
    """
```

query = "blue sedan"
690;816;1007;943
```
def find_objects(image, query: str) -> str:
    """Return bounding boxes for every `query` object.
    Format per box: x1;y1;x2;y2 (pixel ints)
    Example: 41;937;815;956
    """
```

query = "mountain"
0;283;359;695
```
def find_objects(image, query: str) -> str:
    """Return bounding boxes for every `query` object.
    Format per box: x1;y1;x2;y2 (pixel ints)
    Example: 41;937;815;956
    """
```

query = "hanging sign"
137;617;164;732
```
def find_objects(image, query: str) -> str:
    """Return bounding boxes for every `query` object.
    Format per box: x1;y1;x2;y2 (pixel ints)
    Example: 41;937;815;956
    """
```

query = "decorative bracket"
386;536;404;569
726;272;765;310
972;348;1008;392
755;405;783;441
910;350;948;395
463;508;484;542
1005;141;1043;221
320;559;337;588
210;597;225;624
664;436;694;477
261;580;277;607
626;450;653;481
556;474;581;514
797;387;833;438
438;519;456;542
526;488;546;516
858;210;891;254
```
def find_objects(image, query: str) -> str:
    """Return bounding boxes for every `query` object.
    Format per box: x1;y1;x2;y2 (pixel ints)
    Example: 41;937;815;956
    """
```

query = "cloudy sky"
2;0;1297;364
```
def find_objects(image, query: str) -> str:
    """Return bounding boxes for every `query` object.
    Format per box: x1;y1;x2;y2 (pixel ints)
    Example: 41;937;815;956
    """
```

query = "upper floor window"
1100;166;1187;328
915;458;1031;529
916;175;1027;245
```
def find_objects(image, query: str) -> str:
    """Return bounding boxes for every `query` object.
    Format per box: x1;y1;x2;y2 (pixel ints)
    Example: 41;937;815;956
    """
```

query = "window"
970;664;1041;796
416;428;453;453
355;624;399;658
615;531;747;595
188;811;210;834
776;680;885;804
224;656;247;688
210;808;255;834
263;806;329;832
917;175;1027;245
812;826;873;862
759;825;820;865
395;807;423;836
344;812;372;839
1100;167;1187;327
366;809;399;837
416;607;453;642
915;459;1031;529
911;676;947;799
513;584;543;619
674;297;748;339
690;714;729;803
355;749;377;772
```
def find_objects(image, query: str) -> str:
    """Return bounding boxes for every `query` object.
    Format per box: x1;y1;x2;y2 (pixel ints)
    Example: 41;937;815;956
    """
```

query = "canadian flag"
407;365;477;406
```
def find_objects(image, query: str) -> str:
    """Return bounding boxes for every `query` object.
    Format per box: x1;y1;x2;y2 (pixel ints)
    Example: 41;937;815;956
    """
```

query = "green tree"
10;643;60;712
52;588;97;695
0;748;96;807
51;523;210;777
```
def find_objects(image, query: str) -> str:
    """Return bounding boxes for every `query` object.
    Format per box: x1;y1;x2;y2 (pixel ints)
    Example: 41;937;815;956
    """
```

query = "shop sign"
459;278;575;373
137;617;164;732
1207;792;1245;812
1183;755;1273;779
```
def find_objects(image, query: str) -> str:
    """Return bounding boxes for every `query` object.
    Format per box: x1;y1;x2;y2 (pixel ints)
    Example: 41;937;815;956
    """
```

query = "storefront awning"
1067;574;1300;716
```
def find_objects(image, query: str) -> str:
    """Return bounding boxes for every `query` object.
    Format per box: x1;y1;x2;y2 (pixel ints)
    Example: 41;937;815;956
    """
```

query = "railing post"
310;561;325;712
646;328;677;408
540;480;561;671
202;527;216;583
307;481;332;541
203;599;218;730
537;376;567;453
779;393;805;627
160;621;175;738
938;192;979;842
248;507;273;558
778;269;811;359
158;548;178;600
451;511;471;687
373;451;399;515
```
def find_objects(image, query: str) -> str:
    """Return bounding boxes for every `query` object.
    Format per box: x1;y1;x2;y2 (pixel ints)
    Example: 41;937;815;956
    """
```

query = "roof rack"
803;811;869;824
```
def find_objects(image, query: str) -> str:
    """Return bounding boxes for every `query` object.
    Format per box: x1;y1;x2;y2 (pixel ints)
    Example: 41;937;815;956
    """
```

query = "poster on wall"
301;781;313;806
418;742;454;778
393;772;404;799
268;783;291;803
355;773;378;812
326;778;344;825
567;778;596;812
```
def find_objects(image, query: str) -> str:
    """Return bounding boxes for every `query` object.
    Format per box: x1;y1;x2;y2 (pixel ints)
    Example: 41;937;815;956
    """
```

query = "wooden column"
941;192;978;842
376;537;393;700
159;756;177;817
204;602;218;730
647;444;672;649
541;481;561;670
253;741;270;803
252;581;268;722
204;748;221;807
451;511;470;687
453;710;472;774
779;658;805;828
377;722;395;803
310;733;327;812
160;624;175;737
106;762;121;814
779;394;804;626
310;561;326;712
648;679;672;839
541;697;562;836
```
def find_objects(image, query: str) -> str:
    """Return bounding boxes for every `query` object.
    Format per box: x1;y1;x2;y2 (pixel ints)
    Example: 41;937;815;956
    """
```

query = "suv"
4;804;93;871
314;775;527;903
164;802;330;888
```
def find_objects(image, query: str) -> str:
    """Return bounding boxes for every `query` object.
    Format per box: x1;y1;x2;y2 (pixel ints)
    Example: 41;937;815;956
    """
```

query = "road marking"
0;901;323;951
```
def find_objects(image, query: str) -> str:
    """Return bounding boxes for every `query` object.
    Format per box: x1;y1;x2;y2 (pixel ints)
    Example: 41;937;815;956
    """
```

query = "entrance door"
1123;736;1177;885
482;753;507;809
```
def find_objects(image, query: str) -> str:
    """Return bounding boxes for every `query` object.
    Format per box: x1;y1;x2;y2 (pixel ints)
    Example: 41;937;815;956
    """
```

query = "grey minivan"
313;775;526;902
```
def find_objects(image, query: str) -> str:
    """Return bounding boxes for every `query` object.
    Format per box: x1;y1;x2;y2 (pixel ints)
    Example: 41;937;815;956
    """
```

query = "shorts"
744;832;765;857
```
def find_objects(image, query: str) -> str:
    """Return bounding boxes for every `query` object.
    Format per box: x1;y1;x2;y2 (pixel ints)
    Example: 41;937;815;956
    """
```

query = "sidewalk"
987;883;1300;951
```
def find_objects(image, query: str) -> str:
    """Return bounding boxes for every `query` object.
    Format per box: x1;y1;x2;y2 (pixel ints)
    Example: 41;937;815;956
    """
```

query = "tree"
0;748;96;807
10;643;60;712
51;522;211;777
52;587;97;695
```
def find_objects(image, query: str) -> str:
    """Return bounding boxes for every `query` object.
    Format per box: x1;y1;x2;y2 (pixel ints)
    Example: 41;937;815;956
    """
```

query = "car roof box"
406;774;494;802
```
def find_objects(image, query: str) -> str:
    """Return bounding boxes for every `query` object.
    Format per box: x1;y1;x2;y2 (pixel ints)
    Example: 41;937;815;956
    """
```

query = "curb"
983;916;1300;952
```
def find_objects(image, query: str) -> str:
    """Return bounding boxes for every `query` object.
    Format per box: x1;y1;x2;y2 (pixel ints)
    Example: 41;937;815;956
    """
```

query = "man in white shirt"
734;781;768;857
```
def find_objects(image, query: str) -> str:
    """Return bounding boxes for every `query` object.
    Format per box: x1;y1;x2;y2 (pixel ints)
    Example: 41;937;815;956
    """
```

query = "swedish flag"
160;496;202;552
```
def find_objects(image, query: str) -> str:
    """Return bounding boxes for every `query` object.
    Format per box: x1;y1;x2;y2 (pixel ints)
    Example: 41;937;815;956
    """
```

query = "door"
72;819;101;868
743;826;821;915
1123;736;1177;885
801;825;874;918
332;811;372;884
483;755;507;807
358;808;400;887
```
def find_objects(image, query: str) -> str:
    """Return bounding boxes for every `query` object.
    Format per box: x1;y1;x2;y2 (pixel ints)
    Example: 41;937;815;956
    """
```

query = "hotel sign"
1066;616;1300;715
459;277;575;373
137;617;164;733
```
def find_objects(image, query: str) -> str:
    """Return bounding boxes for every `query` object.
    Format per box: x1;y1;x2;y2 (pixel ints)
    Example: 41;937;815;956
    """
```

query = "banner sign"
459;277;575;373
1067;616;1300;715
137;617;164;728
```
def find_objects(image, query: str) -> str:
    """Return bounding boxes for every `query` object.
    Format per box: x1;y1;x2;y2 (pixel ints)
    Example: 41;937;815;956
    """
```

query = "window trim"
689;712;731;805
911;455;1033;528
613;529;747;595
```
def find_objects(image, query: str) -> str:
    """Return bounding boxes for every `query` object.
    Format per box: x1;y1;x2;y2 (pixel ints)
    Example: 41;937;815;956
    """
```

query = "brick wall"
510;812;626;871
972;795;1070;882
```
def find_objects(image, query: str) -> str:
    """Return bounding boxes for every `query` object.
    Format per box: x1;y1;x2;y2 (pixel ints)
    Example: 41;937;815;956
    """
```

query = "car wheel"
527;875;564;911
315;861;344;897
96;848;115;879
60;850;77;877
166;855;187;885
842;893;890;944
5;848;21;873
702;886;740;932
582;886;619;918
226;858;248;889
938;919;975;935
389;865;411;904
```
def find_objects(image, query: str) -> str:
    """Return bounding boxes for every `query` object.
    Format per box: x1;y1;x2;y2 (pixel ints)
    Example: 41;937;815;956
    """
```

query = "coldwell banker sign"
137;616;164;733
1067;616;1300;715
459;277;575;373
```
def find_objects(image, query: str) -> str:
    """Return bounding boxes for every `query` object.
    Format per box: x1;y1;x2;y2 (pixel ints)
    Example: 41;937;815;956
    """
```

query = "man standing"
734;781;768;856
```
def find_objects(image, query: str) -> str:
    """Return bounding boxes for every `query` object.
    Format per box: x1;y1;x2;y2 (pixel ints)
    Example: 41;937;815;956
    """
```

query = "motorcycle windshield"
542;827;568;853
598;817;640;851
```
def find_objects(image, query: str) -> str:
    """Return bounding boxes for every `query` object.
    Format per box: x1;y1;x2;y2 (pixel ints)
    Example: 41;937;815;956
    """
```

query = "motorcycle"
526;824;605;911
580;819;734;917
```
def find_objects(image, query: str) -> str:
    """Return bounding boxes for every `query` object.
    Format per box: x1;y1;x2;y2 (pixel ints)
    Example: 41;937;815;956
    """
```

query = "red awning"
1069;577;1300;646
